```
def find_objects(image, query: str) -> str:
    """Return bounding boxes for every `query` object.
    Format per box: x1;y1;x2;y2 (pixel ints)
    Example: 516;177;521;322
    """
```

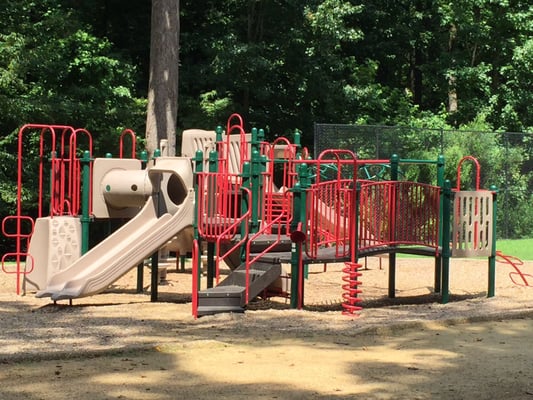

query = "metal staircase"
196;260;282;316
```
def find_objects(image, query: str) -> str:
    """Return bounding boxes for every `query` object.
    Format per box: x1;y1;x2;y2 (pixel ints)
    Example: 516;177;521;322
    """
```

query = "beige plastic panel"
180;129;251;173
452;190;493;257
180;129;216;158
24;216;81;291
92;158;151;218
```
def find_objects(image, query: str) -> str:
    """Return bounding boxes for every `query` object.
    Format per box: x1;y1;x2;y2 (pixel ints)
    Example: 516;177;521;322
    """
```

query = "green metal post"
150;252;159;302
436;155;445;188
388;154;399;297
150;148;162;301
215;125;223;142
140;150;148;166
290;181;302;309
251;127;259;154
293;130;302;158
193;150;204;293
257;128;265;144
137;150;149;293
241;161;251;263
390;154;399;181
80;150;92;255
206;150;218;289
488;185;498;297
250;150;261;234
290;163;310;308
435;155;445;293
440;180;452;304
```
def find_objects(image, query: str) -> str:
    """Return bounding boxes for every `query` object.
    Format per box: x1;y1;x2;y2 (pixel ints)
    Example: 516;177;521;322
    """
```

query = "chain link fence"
314;124;533;239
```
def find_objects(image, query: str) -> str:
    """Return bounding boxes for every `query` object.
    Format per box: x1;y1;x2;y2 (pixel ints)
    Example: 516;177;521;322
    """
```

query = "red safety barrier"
358;181;440;251
1;215;35;294
261;137;298;232
307;179;356;259
304;150;358;261
196;171;248;241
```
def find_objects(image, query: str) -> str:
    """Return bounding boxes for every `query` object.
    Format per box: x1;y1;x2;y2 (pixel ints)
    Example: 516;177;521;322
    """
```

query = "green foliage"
0;0;146;245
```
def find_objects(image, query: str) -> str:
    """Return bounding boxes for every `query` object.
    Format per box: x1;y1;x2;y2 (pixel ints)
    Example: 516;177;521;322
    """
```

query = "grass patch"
496;238;533;261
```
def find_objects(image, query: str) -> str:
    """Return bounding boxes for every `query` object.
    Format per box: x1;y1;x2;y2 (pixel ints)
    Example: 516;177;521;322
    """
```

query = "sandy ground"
1;256;533;399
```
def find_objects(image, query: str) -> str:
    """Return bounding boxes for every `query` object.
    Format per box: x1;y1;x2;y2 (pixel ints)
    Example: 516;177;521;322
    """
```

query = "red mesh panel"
359;181;440;250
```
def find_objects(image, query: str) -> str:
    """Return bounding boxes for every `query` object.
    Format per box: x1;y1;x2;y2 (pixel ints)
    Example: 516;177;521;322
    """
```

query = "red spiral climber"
342;262;363;316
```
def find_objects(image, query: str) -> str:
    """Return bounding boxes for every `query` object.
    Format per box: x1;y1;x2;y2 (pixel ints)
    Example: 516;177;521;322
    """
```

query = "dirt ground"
1;256;533;399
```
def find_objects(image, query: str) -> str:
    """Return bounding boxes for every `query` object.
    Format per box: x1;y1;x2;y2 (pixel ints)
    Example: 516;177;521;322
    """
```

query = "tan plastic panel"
180;129;251;173
452;190;493;257
24;216;81;291
180;129;216;158
92;158;150;218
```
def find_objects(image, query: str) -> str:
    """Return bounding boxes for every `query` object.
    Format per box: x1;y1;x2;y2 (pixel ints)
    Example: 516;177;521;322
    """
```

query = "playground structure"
1;115;500;317
1;124;195;301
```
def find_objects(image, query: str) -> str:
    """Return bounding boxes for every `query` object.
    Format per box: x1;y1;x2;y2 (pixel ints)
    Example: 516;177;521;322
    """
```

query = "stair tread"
197;305;245;315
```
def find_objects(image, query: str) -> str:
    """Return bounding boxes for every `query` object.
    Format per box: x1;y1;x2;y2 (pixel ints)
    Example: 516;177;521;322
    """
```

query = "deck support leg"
434;255;442;293
207;242;215;288
388;252;396;298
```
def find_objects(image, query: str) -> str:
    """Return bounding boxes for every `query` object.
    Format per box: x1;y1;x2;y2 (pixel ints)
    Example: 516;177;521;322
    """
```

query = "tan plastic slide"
36;158;194;301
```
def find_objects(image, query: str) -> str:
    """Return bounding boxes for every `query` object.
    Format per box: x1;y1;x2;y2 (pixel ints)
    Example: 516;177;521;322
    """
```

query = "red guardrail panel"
307;179;356;259
359;181;440;251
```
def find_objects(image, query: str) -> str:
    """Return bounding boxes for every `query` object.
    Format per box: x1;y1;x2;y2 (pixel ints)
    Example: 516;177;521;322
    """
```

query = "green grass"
496;238;533;261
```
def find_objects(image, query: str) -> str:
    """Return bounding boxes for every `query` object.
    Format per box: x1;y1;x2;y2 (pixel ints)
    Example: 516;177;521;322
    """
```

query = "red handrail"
119;129;137;159
456;155;481;191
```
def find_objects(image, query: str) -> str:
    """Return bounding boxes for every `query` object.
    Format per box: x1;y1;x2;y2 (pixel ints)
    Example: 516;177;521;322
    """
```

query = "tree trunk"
145;0;180;157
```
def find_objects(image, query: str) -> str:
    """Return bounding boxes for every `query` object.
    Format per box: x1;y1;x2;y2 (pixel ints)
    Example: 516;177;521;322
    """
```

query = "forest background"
0;0;531;254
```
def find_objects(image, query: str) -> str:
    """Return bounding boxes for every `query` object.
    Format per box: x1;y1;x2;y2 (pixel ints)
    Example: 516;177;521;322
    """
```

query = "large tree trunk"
145;0;180;157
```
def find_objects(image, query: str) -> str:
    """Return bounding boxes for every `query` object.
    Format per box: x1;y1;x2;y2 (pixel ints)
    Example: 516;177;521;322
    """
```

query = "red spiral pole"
342;262;363;316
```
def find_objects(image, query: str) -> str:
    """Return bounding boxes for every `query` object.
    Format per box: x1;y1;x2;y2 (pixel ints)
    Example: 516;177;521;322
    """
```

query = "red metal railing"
216;113;249;175
119;129;137;159
2;124;93;293
196;170;251;282
261;137;299;232
303;150;358;261
1;216;35;294
307;179;356;259
358;181;440;251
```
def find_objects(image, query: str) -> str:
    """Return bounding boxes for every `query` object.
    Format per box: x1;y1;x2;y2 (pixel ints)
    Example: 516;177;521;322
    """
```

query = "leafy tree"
0;1;145;232
145;0;180;157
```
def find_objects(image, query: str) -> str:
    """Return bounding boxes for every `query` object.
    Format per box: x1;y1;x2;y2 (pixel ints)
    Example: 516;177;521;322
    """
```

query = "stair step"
197;305;245;316
198;285;244;296
197;261;281;315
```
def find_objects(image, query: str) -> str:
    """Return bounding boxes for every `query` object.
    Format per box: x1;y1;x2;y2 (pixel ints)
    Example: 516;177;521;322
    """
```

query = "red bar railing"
261;137;299;232
2;124;93;293
306;179;356;259
119;129;137;159
301;149;358;261
1;215;35;294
